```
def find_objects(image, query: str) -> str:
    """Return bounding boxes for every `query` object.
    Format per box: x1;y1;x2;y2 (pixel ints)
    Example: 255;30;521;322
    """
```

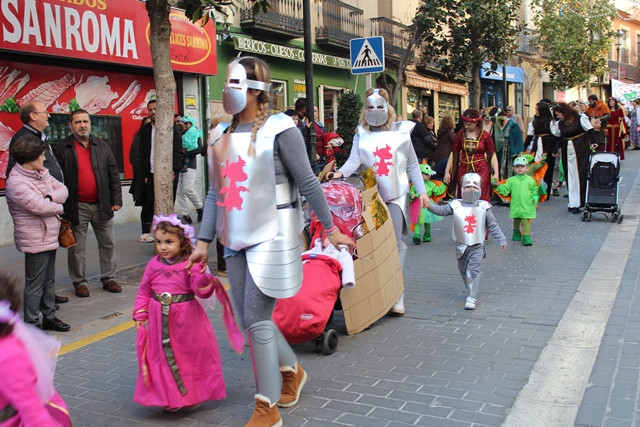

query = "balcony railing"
370;17;410;62
517;32;539;55
516;29;549;59
619;47;630;64
315;0;364;52
240;0;303;39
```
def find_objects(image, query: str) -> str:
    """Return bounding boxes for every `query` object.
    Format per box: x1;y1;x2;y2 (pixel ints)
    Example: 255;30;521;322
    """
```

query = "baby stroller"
581;152;623;223
273;181;362;355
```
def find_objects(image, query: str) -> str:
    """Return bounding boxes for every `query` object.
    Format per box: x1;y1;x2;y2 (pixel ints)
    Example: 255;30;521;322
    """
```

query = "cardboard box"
339;185;404;335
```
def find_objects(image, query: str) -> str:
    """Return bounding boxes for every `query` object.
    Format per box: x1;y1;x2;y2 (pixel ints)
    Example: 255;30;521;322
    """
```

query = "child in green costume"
493;155;539;246
409;164;447;244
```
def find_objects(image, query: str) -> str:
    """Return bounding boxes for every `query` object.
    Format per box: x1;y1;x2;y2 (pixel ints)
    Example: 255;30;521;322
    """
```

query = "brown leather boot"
278;362;307;408
244;394;282;427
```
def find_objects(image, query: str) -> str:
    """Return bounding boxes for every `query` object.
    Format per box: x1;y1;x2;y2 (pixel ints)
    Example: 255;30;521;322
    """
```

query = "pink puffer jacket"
5;164;67;254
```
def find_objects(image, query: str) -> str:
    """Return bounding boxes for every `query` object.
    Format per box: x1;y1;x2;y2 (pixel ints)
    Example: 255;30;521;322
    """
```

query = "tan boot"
245;394;282;427
278;362;307;408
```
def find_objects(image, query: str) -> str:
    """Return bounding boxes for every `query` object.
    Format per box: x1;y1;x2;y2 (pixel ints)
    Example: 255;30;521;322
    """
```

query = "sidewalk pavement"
3;150;640;426
0;219;215;345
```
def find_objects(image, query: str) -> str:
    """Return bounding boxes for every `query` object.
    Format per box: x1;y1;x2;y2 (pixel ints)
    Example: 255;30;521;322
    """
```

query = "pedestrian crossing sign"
350;37;385;74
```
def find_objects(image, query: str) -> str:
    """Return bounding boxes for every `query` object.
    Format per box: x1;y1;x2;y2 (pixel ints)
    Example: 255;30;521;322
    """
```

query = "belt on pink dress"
152;292;195;395
0;405;17;421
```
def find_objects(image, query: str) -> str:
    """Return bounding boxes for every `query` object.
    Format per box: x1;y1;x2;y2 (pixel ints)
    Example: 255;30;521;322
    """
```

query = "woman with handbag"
5;134;71;332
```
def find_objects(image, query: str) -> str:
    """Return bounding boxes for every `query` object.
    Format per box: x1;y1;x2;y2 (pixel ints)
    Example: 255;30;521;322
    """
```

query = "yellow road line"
59;280;231;355
60;321;135;355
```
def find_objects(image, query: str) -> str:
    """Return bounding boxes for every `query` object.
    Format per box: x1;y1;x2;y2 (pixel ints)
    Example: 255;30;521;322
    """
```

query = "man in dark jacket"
7;101;69;305
409;109;434;163
135;100;184;242
53;109;123;298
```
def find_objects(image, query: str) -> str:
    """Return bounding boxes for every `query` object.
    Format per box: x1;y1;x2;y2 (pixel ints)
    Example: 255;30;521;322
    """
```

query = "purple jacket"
5;164;67;254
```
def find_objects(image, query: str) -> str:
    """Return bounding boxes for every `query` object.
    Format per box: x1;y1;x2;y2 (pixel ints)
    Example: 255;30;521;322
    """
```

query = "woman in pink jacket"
5;135;70;332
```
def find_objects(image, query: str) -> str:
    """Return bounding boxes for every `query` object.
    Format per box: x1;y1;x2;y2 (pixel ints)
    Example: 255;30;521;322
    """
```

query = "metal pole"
617;45;621;81
502;62;508;109
303;0;316;166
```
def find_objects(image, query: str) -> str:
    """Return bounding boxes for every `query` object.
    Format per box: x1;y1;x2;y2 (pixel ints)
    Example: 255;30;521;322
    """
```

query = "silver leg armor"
464;273;481;310
468;273;481;299
276;327;297;369
248;320;283;403
462;271;471;291
397;239;407;268
390;241;407;316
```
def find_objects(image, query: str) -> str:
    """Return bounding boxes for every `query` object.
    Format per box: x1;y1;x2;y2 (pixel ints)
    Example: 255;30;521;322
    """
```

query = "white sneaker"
464;297;476;310
389;294;405;316
139;233;155;243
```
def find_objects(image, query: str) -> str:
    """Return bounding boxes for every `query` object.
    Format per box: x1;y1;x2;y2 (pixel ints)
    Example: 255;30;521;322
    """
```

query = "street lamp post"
502;62;508;109
616;29;624;80
303;0;316;166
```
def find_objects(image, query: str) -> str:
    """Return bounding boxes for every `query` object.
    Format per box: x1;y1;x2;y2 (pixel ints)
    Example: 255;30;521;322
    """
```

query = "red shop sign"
0;0;217;75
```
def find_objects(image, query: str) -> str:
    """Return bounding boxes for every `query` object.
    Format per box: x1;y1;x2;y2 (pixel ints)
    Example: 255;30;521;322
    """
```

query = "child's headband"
0;300;18;325
152;214;196;241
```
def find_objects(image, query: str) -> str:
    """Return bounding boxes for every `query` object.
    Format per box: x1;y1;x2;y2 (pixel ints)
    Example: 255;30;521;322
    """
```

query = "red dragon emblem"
372;144;394;176
463;214;477;234
217;157;249;211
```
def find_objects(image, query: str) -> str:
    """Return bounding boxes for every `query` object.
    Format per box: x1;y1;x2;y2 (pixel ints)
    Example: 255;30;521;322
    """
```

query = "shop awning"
405;71;468;96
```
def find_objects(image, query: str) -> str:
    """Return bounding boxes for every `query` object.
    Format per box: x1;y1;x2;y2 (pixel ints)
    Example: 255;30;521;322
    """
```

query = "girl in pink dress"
132;214;243;412
0;272;71;427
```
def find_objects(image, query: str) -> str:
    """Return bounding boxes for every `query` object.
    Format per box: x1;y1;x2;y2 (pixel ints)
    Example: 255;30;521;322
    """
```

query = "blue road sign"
350;37;385;74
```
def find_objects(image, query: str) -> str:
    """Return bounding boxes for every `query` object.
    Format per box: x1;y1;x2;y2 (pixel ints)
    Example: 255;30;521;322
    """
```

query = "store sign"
480;63;524;83
0;60;161;189
0;0;216;75
293;78;306;93
185;95;197;109
234;37;350;70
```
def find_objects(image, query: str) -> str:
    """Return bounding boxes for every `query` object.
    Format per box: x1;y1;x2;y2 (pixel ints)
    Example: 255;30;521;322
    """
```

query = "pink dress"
132;256;231;408
0;334;71;427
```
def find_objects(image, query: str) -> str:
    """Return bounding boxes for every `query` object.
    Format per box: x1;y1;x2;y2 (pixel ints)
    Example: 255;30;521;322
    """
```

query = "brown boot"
245;394;282;427
278;362;307;408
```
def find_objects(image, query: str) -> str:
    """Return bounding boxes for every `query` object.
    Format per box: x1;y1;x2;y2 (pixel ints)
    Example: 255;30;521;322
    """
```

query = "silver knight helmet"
222;60;271;115
461;173;482;203
364;89;389;127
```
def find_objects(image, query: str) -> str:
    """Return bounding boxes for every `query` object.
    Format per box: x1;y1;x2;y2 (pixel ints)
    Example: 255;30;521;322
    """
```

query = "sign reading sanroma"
234;37;350;70
0;0;216;75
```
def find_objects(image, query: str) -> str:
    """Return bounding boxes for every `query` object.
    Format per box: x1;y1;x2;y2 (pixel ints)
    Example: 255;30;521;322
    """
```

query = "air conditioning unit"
600;72;610;85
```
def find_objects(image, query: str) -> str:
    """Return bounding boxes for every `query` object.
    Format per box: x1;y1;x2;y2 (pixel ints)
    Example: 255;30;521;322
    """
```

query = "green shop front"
210;36;366;133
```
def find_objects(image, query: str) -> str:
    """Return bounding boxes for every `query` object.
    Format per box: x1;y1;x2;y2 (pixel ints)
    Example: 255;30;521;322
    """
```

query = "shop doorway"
319;86;344;133
421;92;434;118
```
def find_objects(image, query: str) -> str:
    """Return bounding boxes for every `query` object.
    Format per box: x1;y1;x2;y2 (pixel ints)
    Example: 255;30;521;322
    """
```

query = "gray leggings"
457;244;485;281
226;251;276;330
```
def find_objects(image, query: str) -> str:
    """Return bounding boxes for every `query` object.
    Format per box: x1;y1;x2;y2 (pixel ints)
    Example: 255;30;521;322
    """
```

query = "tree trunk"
390;26;420;109
471;64;482;109
146;0;176;216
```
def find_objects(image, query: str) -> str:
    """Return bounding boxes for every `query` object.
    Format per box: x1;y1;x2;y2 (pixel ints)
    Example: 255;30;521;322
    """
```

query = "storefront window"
438;93;461;124
48;114;124;178
270;80;287;113
407;88;420;118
